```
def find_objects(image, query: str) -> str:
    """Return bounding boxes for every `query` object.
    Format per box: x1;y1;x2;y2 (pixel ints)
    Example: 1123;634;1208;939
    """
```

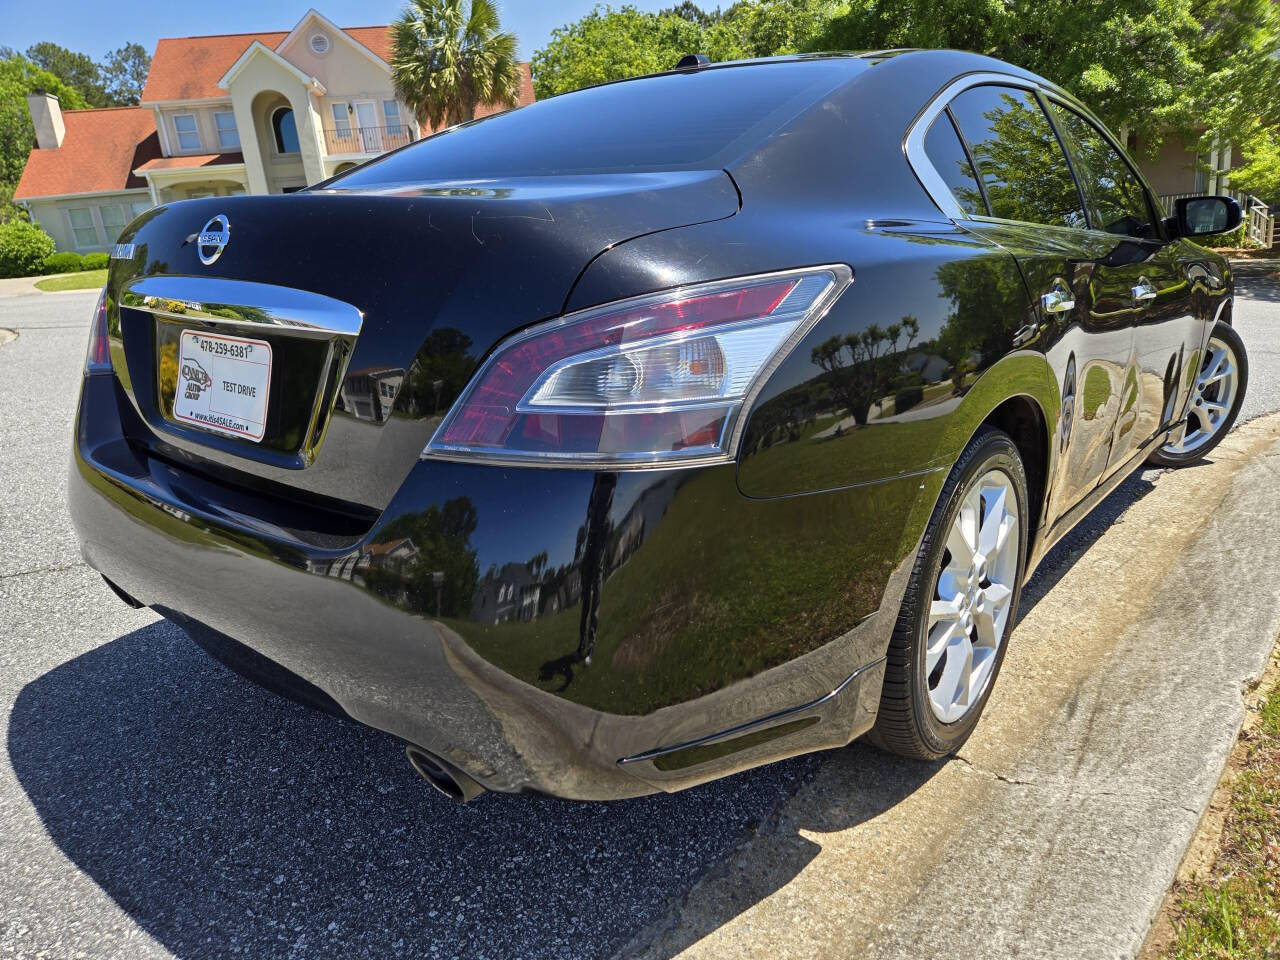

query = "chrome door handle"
1041;287;1075;314
1132;280;1158;302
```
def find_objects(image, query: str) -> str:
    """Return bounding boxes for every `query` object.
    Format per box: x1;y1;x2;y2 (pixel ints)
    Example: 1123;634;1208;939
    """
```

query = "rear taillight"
84;287;111;374
425;266;850;467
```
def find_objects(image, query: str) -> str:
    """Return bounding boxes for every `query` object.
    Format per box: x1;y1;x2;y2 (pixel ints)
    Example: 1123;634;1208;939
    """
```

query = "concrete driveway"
1;270;1278;959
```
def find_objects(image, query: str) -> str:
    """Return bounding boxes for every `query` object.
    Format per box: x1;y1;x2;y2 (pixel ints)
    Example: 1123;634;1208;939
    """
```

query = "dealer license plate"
172;329;272;442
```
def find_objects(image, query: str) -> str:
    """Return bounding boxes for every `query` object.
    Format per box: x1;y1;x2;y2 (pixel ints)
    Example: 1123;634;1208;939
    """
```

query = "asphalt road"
0;267;1277;959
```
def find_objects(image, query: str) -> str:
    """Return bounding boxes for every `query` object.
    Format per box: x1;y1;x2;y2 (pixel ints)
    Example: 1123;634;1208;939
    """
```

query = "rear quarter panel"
571;213;1061;503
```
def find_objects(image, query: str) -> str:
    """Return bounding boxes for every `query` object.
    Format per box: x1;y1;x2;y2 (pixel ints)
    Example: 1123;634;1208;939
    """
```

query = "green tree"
369;497;481;616
705;0;846;61
662;1;722;28
534;1;843;96
1230;132;1280;204
100;43;151;106
807;0;1280;156
532;5;704;98
0;57;88;198
392;0;521;130
24;42;109;107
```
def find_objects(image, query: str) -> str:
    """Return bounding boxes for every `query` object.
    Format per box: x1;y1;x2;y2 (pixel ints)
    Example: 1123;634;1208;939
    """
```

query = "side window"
214;111;240;150
173;114;200;151
1050;104;1158;239
947;85;1086;230
68;207;98;248
98;204;126;241
923;111;986;217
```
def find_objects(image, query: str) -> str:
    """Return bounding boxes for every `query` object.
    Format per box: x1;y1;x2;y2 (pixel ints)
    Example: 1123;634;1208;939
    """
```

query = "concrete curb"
625;415;1280;960
0;273;93;298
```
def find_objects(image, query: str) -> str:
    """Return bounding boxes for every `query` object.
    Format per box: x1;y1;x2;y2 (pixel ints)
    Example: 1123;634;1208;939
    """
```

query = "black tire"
1147;320;1248;468
870;426;1029;761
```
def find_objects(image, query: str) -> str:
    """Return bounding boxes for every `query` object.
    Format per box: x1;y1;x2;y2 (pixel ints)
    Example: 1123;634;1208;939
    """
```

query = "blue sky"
2;1;674;62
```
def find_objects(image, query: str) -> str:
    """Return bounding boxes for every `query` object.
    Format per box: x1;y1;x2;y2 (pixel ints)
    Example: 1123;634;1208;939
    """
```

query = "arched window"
333;162;357;175
271;107;299;153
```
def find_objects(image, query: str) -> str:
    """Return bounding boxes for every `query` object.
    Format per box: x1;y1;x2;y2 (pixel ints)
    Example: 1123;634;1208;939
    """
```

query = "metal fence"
1158;189;1276;249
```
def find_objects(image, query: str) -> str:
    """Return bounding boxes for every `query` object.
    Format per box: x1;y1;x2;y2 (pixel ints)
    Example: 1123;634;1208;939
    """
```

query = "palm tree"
391;0;520;132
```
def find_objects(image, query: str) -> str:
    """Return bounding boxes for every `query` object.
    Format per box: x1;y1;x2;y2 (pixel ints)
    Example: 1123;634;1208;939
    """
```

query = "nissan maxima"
71;50;1247;801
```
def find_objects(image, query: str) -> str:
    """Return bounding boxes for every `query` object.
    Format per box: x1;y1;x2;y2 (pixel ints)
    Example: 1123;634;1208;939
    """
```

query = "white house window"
130;200;150;219
68;207;97;248
309;33;330;55
174;114;200;151
272;107;300;153
330;102;351;138
383;100;404;137
214;111;239;149
99;204;126;241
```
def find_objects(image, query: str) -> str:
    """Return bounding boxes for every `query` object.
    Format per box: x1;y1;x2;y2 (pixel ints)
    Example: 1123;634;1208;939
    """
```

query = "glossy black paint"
71;51;1232;799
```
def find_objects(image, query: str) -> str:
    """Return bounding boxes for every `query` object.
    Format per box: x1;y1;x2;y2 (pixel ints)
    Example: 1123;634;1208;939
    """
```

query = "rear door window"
923;111;986;217
1049;103;1160;239
947;85;1086;230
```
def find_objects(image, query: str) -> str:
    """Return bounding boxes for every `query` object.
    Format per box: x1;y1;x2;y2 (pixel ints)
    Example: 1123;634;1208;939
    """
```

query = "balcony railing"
323;124;415;156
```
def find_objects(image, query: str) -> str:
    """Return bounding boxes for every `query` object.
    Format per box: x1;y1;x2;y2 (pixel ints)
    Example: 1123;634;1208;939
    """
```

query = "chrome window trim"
905;71;1168;241
121;276;364;339
904;71;1043;222
1038;93;1169;244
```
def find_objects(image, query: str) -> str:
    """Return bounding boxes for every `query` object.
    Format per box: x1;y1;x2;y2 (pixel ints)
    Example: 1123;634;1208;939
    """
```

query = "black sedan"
71;50;1247;802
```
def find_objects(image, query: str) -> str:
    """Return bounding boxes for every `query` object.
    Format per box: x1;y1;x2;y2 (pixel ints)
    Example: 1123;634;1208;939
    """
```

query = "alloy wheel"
1161;335;1239;457
926;469;1019;724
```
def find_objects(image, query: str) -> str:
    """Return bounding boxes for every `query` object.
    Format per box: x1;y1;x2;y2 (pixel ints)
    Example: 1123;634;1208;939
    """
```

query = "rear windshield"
328;61;856;185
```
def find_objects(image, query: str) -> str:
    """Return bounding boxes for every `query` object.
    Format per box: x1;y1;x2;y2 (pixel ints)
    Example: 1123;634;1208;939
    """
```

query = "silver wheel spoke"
1160;334;1239;458
926;619;957;674
935;634;973;718
977;484;1007;557
948;490;980;568
1204;360;1233;386
983;581;1012;610
930;597;962;626
926;468;1020;724
1201;400;1228;423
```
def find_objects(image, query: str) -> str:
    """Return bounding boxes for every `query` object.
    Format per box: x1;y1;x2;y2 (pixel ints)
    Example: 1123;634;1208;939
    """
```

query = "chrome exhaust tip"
405;745;486;803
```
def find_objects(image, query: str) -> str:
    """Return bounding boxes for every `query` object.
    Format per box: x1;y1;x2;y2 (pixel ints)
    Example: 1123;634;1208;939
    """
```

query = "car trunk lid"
107;171;739;513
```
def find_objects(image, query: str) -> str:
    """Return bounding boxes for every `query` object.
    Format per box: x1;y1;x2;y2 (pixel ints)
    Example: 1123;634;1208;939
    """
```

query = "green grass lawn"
34;269;107;291
1162;648;1280;958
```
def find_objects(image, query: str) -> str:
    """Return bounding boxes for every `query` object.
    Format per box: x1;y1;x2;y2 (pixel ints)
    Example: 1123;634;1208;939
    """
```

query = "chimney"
27;91;66;149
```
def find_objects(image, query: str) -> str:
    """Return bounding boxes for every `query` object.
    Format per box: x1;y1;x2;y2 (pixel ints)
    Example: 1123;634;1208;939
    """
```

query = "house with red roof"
14;8;535;253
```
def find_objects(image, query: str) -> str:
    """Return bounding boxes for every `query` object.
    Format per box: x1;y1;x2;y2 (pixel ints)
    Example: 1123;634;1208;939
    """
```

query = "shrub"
81;252;109;270
894;385;925;415
0;220;56;278
43;251;86;274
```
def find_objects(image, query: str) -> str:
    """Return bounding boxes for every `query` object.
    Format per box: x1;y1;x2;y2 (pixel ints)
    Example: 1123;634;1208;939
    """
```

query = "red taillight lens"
426;266;850;467
85;287;111;374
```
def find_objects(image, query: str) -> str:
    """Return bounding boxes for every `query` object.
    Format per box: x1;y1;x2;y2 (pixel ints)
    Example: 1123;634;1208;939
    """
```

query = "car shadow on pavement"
1018;469;1158;618
7;471;1163;960
7;620;936;959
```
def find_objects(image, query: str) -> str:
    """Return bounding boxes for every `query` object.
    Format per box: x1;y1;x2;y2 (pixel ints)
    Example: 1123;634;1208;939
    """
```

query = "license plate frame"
172;328;273;443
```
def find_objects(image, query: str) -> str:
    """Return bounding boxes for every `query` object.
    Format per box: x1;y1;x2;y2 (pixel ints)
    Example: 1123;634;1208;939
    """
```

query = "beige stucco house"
14;8;535;252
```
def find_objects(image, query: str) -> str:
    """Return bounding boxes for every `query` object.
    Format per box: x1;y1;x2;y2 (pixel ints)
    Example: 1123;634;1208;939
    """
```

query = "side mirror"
1172;196;1243;238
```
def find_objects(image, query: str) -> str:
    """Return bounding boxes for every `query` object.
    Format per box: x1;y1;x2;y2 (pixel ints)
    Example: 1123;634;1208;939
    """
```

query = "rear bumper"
70;373;918;800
